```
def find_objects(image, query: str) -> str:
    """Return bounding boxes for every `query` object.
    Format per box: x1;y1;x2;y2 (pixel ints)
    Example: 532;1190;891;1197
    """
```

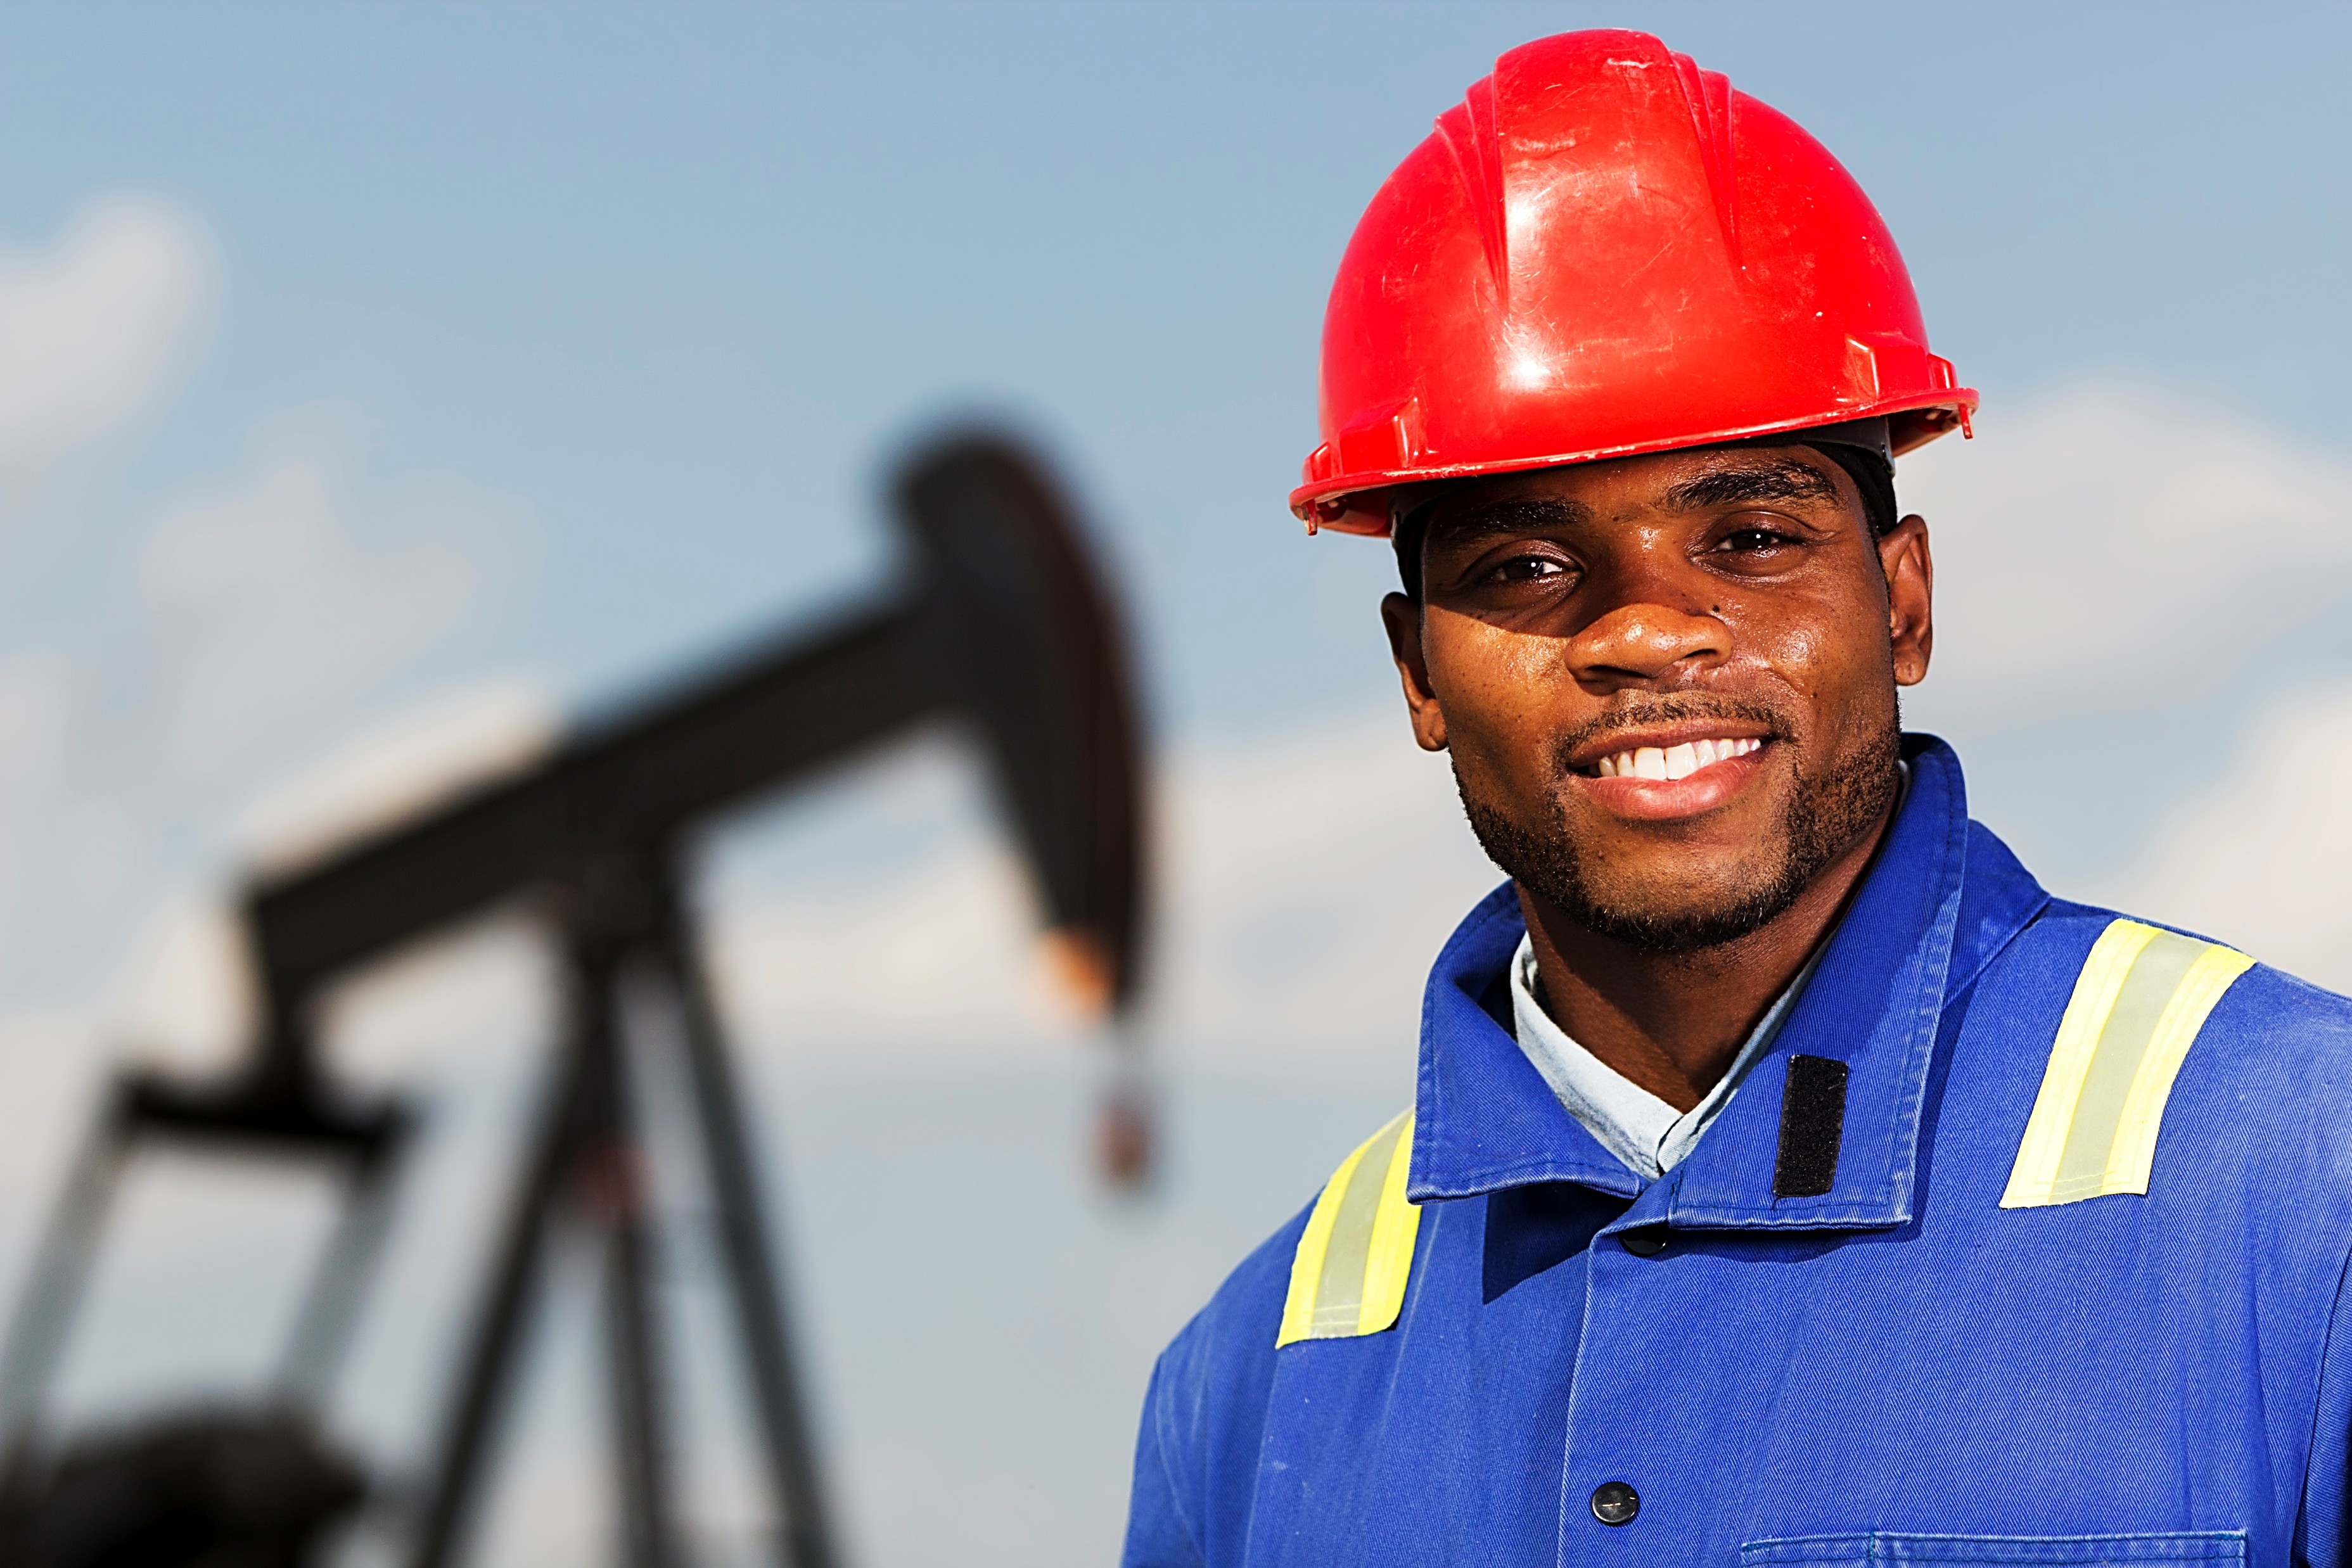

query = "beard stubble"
1457;698;1903;955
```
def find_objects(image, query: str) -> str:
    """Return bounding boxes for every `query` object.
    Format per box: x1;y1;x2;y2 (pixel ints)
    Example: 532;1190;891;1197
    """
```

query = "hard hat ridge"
1431;76;1509;312
1295;29;1975;536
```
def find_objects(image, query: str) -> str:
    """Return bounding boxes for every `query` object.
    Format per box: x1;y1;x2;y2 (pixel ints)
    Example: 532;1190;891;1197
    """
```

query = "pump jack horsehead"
0;431;1151;1568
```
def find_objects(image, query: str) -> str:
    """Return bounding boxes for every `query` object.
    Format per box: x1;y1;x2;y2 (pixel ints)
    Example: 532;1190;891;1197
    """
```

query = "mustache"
1549;693;1793;772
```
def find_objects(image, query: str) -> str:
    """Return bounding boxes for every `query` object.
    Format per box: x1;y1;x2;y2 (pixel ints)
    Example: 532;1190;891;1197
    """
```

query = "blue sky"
4;1;2347;735
0;5;2349;1564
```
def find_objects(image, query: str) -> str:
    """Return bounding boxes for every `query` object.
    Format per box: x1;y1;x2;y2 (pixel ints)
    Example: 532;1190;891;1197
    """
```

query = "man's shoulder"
1971;894;2352;1204
1153;1102;1424;1421
1991;894;2352;1047
1151;1192;1311;1423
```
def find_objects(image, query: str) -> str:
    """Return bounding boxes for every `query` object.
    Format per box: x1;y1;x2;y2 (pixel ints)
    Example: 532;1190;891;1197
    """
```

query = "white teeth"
1596;736;1763;781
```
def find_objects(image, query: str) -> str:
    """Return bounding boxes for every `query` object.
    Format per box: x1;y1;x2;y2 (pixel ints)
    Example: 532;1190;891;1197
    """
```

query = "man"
1123;28;2352;1568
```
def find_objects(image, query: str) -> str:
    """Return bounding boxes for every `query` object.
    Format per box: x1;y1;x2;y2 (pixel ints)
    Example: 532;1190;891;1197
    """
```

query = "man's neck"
1519;808;1895;1114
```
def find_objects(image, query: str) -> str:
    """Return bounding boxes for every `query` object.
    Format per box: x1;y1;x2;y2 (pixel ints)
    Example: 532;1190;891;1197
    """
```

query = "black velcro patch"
1772;1054;1849;1199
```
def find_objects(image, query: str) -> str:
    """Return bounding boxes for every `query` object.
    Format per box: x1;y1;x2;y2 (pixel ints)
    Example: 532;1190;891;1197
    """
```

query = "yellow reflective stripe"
2000;920;2253;1209
1357;1111;1420;1334
1275;1110;1421;1347
2051;928;2208;1191
2004;919;2155;1202
1307;1115;1399;1335
2108;942;2255;1192
1274;1130;1366;1347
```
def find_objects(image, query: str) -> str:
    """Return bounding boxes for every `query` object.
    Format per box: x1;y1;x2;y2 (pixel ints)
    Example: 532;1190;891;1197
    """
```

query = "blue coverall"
1124;737;2352;1567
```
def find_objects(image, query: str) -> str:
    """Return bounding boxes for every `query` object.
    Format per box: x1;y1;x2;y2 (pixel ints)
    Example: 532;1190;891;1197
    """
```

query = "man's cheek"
1445;718;1541;798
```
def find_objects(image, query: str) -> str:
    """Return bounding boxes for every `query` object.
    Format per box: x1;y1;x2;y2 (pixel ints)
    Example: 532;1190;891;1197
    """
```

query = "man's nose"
1566;601;1729;689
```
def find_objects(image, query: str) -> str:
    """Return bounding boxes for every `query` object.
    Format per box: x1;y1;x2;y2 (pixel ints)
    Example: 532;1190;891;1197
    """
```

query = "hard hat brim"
1289;392;1976;537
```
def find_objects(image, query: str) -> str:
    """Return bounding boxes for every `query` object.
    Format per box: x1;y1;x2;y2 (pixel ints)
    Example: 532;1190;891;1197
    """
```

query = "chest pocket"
1741;1533;2246;1566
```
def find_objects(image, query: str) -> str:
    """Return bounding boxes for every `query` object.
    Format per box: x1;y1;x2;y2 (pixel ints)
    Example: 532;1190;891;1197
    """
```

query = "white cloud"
0;503;510;1401
710;838;1047;1059
0;431;506;994
0;196;514;1104
107;892;255;1077
131;433;499;775
233;677;556;876
1149;715;1497;1064
2094;677;2352;991
699;711;1496;1072
0;195;213;471
1898;383;2352;715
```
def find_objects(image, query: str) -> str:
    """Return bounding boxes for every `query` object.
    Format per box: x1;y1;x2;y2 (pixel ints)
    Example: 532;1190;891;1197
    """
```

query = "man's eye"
1486;554;1568;584
1717;526;1796;554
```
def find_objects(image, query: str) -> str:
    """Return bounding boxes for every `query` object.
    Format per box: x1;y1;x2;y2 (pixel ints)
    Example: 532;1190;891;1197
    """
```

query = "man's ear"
1380;592;1449;751
1878;514;1933;686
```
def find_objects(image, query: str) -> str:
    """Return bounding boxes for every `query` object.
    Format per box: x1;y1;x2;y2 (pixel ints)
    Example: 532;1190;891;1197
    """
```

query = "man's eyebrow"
1424;495;1594;549
1661;457;1841;513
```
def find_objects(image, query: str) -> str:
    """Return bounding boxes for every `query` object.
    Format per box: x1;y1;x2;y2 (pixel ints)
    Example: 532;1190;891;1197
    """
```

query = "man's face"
1379;445;1934;953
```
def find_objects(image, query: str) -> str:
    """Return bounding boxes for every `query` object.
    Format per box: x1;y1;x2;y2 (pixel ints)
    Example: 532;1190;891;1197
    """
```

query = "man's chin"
1548;868;1806;954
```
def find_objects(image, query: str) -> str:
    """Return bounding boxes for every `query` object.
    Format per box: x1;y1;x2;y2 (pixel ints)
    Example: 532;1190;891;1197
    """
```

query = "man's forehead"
1423;445;1846;537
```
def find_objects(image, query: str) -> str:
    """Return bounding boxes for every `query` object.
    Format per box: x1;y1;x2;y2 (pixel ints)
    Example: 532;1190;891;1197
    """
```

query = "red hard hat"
1292;29;1976;535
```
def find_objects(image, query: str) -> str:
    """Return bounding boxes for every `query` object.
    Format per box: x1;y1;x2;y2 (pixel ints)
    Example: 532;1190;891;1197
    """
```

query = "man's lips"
1566;718;1775;776
1566;725;1779;822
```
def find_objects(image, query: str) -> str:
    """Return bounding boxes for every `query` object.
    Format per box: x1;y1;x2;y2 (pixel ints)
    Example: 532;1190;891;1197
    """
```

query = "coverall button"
1590;1481;1639;1525
1619;1226;1668;1257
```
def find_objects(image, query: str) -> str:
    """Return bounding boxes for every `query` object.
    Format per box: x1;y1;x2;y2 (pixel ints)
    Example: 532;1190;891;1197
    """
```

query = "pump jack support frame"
0;432;1147;1568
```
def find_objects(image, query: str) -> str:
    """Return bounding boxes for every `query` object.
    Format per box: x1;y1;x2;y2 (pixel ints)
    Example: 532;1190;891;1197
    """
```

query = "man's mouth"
1561;719;1778;827
1585;736;1766;781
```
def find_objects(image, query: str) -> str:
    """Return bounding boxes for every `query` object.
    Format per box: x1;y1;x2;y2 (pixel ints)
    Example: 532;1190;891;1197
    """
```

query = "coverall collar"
1407;736;2047;1230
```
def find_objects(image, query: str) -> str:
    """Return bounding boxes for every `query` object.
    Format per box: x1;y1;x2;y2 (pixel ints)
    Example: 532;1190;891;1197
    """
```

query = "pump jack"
0;432;1149;1568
